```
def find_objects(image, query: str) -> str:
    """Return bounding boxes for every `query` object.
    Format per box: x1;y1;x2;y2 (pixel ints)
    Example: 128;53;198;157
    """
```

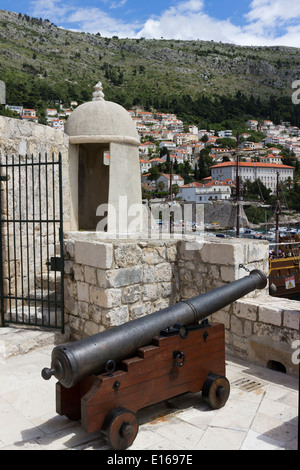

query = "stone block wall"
212;297;300;376
64;233;180;339
0;117;71;319
178;238;299;375
0;116;71;229
177;237;269;299
64;234;299;376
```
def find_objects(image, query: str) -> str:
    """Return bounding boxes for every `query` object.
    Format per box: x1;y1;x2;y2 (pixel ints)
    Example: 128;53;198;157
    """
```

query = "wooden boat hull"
269;256;300;298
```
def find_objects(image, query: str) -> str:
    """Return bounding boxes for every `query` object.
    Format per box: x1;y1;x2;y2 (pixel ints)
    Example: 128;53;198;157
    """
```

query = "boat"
269;235;300;298
233;160;300;299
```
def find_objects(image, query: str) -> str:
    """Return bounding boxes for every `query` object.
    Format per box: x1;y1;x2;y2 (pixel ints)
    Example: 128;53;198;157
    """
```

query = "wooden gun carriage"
42;270;267;449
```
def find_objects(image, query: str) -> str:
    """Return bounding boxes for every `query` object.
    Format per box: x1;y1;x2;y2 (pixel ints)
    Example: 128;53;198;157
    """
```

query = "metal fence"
0;152;64;332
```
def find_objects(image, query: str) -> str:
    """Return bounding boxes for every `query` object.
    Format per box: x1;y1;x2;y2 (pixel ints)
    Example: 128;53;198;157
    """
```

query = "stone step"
35;272;61;291
7;305;63;329
0;325;68;360
25;288;61;305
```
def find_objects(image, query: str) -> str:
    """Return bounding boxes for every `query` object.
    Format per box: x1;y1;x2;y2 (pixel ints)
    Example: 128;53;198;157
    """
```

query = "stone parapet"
212;296;300;376
63;233;298;376
64;234;180;339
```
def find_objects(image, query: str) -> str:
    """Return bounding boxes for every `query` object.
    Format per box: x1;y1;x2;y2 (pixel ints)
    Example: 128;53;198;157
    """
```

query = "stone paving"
0;327;298;451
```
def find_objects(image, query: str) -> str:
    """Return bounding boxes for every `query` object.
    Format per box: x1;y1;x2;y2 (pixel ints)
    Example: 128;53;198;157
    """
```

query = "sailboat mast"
235;133;240;238
275;172;280;254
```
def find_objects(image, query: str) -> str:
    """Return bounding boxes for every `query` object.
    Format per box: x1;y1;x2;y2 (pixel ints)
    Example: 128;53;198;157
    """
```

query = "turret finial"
92;81;105;101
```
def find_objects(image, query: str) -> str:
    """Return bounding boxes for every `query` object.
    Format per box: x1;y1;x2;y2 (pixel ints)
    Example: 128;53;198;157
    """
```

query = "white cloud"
242;0;300;41
30;0;139;36
109;0;128;9
246;0;300;24
67;7;140;37
137;0;300;46
137;4;243;43
30;0;69;22
29;0;300;46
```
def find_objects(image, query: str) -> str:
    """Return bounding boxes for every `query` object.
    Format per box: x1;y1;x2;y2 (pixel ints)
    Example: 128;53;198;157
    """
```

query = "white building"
179;182;232;203
262;120;274;128
189;125;198;135
139;141;157;155
157;173;185;191
246;120;258;130
217;130;233;138
23;108;36;117
50;119;64;130
46;108;58;117
5;105;23;115
211;162;294;193
139;159;152;173
260;154;282;164
159;141;177;151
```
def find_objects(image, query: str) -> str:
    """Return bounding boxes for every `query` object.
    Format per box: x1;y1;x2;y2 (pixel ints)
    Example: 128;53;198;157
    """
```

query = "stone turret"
64;82;141;234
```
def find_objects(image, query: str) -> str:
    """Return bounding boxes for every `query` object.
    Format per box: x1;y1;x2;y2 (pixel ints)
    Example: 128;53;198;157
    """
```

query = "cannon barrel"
42;269;267;388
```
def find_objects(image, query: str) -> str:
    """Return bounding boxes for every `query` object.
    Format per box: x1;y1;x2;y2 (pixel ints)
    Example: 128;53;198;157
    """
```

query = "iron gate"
0;152;64;332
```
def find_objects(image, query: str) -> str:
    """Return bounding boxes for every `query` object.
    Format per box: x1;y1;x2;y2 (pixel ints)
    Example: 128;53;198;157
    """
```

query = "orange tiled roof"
211;162;294;169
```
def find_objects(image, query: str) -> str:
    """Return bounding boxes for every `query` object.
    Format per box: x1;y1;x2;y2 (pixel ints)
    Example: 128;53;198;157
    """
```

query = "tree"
243;179;272;203
172;184;180;197
160;146;169;158
147;166;160;181
179;160;193;184
194;164;200;181
285;176;293;190
173;157;179;174
215;137;236;149
157;181;165;192
197;151;215;180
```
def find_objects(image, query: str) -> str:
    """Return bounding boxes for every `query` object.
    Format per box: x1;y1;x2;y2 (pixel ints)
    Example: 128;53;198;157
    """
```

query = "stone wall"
63;234;299;376
203;201;249;229
0;116;71;321
178;239;299;376
0;116;71;229
212;297;300;376
64;233;179;338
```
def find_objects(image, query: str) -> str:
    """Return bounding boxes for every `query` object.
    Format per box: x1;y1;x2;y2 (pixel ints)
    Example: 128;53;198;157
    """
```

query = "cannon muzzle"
42;269;267;388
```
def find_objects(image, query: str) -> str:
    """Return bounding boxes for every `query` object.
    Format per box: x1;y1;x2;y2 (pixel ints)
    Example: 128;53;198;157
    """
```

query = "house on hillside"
157;173;184;191
148;158;165;167
260;154;283;164
23;109;36;117
5;105;23;115
139;141;157;155
179;181;232;203
159;141;177;151
21;113;38;123
246;119;258;130
140;159;152;173
46;108;58;117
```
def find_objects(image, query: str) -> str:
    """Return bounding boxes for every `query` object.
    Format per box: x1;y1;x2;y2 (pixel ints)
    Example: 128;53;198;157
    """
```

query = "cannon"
42;269;267;450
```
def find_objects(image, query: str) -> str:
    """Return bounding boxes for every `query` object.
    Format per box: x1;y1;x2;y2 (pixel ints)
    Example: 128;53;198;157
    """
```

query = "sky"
1;0;300;47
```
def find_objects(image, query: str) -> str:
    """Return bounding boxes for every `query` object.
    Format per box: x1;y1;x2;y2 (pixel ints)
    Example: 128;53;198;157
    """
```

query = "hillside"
1;10;300;126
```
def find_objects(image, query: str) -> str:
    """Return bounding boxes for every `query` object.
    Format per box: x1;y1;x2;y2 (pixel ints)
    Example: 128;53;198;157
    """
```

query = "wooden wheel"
102;407;139;450
202;373;230;409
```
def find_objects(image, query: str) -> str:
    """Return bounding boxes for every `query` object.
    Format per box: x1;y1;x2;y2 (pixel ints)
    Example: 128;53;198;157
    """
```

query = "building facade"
211;162;294;193
179;182;232;203
157;173;184;191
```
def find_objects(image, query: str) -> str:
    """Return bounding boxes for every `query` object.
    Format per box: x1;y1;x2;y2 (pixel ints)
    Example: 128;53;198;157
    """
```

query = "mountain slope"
1;10;300;122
